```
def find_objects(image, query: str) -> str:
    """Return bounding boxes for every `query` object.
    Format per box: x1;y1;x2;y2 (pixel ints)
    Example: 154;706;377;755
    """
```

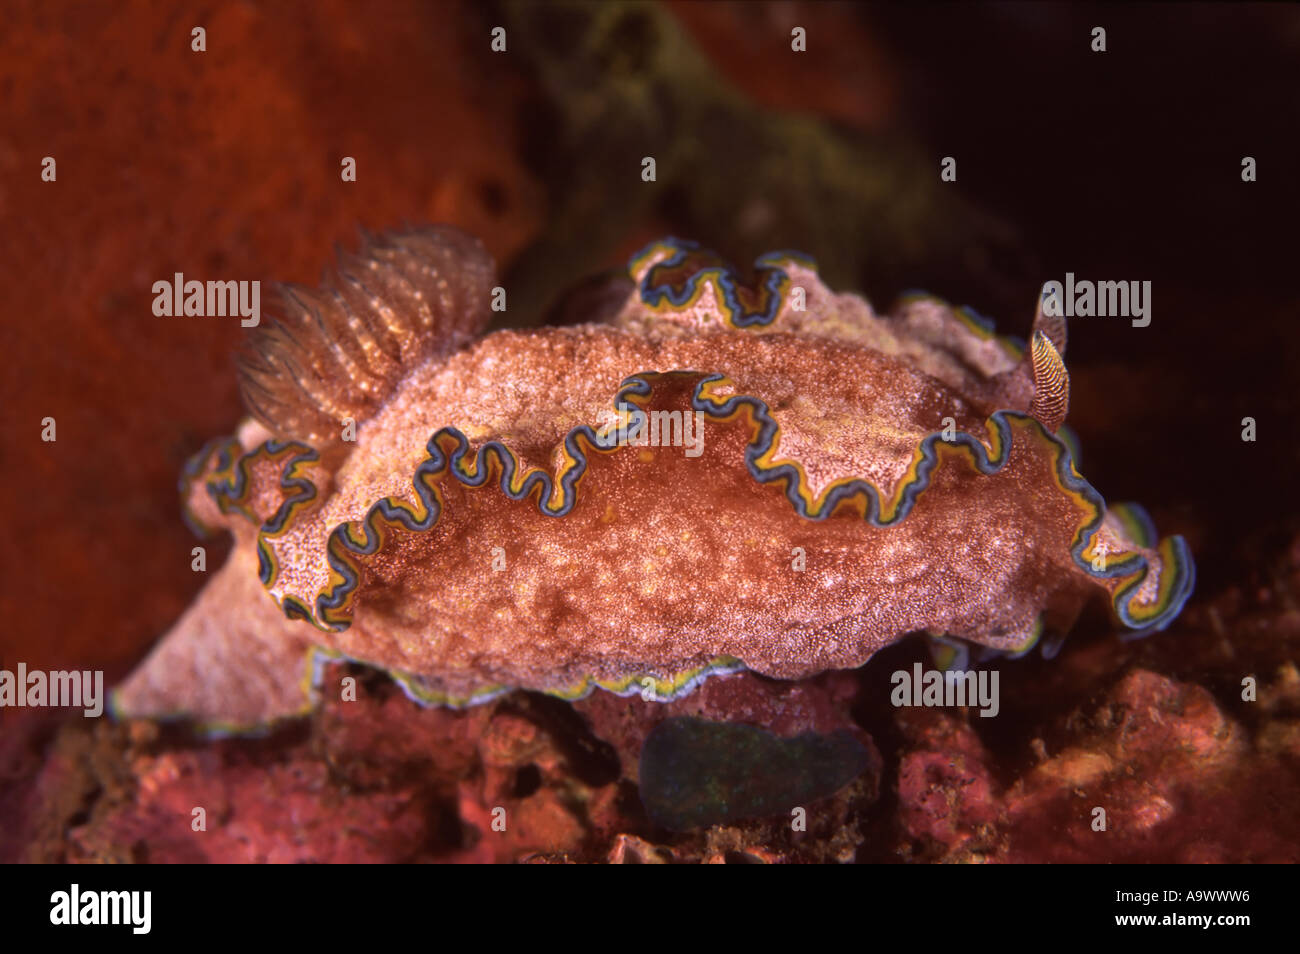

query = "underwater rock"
895;707;1001;860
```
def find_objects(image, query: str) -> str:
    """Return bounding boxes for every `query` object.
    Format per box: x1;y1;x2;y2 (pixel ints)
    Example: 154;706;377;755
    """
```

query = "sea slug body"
115;227;1194;729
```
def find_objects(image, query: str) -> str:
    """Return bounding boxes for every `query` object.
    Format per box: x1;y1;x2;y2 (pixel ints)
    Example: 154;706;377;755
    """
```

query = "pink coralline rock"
1002;669;1272;863
0;710;83;863
891;667;1300;863
26;664;878;863
895;707;1002;860
70;749;432;863
46;666;616;863
606;833;675;864
459;705;623;862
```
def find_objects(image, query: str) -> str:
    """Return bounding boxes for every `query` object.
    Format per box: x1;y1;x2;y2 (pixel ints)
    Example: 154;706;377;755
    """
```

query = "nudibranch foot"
111;545;320;732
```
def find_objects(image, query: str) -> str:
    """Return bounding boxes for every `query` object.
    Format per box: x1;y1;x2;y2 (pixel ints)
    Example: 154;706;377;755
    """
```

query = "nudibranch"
115;227;1194;729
